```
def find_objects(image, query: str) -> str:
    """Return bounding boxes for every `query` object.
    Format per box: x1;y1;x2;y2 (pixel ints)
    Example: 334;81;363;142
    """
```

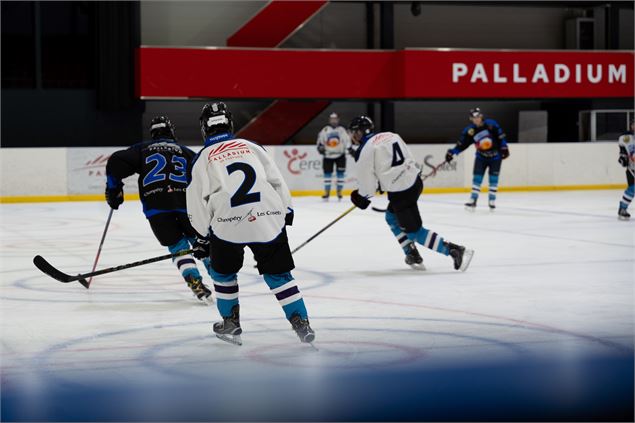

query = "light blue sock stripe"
217;298;238;317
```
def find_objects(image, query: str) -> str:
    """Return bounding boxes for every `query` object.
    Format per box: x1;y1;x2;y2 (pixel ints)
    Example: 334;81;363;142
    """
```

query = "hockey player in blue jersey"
186;102;314;346
105;116;213;302
348;115;474;272
445;108;510;210
617;119;635;220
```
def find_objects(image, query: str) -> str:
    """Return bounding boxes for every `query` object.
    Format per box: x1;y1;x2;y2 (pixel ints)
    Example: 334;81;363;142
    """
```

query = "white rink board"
0;142;628;197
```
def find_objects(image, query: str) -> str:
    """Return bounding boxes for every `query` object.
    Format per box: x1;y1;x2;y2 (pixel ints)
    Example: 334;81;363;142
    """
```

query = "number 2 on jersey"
391;142;405;167
226;162;261;207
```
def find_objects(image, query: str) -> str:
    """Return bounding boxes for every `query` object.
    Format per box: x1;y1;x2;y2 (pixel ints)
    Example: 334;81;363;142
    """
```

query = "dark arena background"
1;1;633;422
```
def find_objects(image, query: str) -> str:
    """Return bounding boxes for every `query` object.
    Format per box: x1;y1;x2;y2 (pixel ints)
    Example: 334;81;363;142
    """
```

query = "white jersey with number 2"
187;137;292;244
355;132;420;198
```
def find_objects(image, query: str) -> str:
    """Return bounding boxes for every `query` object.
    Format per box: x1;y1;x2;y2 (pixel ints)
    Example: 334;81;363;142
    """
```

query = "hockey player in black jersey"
349;115;474;272
105;116;213;302
446;108;510;210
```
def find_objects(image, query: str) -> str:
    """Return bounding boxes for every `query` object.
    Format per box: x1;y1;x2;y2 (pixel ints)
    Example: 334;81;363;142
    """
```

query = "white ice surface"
1;191;633;387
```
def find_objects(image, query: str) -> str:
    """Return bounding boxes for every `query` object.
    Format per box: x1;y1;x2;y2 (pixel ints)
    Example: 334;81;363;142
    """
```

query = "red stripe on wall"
138;48;633;99
227;1;327;48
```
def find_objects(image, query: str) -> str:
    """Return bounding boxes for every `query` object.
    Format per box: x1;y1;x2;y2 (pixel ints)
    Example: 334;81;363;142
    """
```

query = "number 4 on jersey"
391;142;405;167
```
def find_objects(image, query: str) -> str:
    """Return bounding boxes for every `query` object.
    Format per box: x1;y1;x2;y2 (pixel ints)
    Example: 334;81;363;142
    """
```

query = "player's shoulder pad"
241;138;267;152
462;124;476;136
484;118;500;127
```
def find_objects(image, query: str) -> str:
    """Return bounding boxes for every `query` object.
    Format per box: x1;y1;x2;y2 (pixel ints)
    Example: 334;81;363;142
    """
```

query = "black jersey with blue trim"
106;138;196;217
450;118;508;159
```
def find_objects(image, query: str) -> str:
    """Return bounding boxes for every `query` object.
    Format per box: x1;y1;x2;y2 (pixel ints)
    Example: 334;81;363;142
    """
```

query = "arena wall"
0;143;626;202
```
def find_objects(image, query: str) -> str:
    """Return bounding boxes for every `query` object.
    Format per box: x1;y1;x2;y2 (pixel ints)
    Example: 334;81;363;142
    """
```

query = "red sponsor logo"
73;154;110;176
207;141;250;162
283;148;309;175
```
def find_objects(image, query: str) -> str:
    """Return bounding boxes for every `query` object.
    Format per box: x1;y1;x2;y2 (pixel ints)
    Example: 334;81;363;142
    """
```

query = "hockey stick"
33;249;194;289
290;205;356;255
85;208;114;288
371;161;447;213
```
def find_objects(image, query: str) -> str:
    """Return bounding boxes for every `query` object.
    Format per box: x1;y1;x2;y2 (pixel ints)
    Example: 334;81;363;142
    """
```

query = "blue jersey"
451;118;508;159
106;138;197;217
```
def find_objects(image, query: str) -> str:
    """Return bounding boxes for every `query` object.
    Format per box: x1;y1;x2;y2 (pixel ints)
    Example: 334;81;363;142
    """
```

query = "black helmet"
150;116;176;140
348;115;374;135
200;102;234;140
469;107;483;119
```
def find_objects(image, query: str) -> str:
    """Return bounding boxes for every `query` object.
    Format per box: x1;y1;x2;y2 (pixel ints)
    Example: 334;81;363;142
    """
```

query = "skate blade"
307;342;319;352
215;333;242;346
408;263;426;271
460;249;475;272
488;207;496;212
465;206;476;212
618;216;630;221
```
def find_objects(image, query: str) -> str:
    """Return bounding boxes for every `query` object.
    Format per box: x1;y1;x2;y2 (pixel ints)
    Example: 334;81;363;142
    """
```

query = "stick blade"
32;255;75;283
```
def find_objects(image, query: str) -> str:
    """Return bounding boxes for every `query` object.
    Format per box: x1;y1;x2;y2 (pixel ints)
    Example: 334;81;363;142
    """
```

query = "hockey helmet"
200;102;234;140
348;115;374;135
149;116;176;140
328;112;340;127
469;107;483;119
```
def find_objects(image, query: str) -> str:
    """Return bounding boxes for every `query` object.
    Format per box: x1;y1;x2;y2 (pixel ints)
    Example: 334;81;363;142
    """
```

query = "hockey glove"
350;190;371;210
192;236;211;260
619;155;629;167
105;186;124;210
500;146;510;159
285;209;294;226
317;144;326;155
445;150;454;163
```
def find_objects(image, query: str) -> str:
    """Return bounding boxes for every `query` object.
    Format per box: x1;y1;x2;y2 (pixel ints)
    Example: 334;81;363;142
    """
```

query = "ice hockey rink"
1;190;633;421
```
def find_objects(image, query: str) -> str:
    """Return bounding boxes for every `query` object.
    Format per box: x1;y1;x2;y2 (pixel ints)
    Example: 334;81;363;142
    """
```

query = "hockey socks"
209;270;239;317
488;173;499;201
168;238;202;280
323;172;333;197
471;173;484;201
620;184;634;210
384;211;414;254
264;272;308;320
336;169;345;194
409;227;450;256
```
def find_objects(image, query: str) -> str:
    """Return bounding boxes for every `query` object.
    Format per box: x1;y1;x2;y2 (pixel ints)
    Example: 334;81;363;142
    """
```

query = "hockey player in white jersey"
617;119;635;220
316;112;351;201
186;102;314;345
348;116;474;271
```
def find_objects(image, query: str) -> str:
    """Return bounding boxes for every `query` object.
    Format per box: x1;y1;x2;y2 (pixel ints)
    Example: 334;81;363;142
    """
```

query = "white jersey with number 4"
355;132;420;198
186;137;292;244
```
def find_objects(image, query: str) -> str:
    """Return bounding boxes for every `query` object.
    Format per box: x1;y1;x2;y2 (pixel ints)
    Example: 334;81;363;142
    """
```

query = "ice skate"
404;243;425;270
446;242;474;272
488;199;496;211
618;207;630;220
336;189;343;202
465;198;477;211
321;192;330;202
290;312;315;344
185;274;213;303
213;304;242;345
